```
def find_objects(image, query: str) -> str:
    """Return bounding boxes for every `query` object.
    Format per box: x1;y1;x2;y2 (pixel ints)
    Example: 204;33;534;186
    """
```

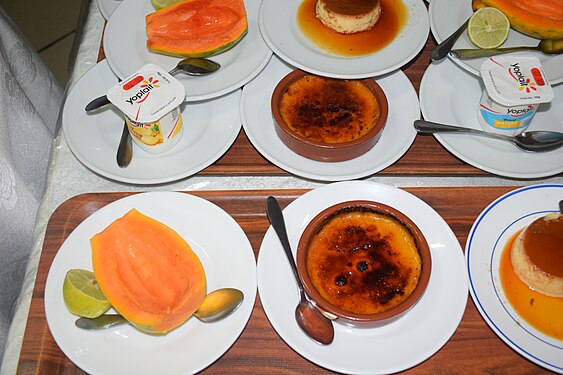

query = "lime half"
150;0;183;10
63;269;111;318
467;7;510;49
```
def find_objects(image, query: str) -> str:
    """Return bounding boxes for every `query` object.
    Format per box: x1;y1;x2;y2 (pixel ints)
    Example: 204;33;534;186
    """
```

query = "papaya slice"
146;0;248;58
472;0;563;40
91;209;206;334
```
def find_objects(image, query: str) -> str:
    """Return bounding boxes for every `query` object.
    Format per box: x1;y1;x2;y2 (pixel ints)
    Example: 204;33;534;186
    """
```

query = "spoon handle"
414;119;512;141
430;18;470;61
266;196;303;294
449;46;537;59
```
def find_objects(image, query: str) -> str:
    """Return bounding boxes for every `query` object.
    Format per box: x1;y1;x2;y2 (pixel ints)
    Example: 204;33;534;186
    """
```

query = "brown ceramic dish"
296;200;431;328
271;70;388;162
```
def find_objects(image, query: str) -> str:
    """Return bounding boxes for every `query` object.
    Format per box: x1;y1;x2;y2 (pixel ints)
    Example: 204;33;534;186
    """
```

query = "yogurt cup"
478;56;554;136
107;64;186;154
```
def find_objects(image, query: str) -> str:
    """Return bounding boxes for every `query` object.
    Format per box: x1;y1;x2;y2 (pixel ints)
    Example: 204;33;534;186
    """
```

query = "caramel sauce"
321;0;380;15
279;75;380;143
522;214;563;277
500;230;563;340
306;209;421;314
297;0;408;56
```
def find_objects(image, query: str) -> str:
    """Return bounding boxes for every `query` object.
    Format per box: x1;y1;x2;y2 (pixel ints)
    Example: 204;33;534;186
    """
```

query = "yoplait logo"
123;75;161;105
508;62;537;94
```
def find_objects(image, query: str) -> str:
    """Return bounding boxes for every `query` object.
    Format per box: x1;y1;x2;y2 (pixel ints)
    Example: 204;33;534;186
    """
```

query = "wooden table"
17;187;552;374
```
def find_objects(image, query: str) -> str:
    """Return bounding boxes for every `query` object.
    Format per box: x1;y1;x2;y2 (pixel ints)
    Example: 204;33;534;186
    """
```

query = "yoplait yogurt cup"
478;56;554;136
107;64;186;154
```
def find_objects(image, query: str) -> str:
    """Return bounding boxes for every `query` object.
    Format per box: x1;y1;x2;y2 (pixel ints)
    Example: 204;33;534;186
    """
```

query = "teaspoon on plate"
84;57;221;112
414;120;563;152
450;38;563;59
266;196;334;346
75;287;244;330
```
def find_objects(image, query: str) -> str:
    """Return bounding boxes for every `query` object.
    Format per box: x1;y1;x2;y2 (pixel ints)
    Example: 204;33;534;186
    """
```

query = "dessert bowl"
271;70;388;162
296;200;431;327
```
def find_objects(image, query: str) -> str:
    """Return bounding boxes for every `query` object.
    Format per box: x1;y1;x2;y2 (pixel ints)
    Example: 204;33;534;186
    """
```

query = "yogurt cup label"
107;64;186;153
478;56;553;136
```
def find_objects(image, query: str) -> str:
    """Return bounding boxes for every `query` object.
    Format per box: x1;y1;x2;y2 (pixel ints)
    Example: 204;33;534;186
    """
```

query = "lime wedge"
63;269;111;318
150;0;183;10
467;7;510;49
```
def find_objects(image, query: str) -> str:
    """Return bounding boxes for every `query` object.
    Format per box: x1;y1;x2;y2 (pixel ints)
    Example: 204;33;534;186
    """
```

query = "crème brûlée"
315;0;382;34
511;213;563;298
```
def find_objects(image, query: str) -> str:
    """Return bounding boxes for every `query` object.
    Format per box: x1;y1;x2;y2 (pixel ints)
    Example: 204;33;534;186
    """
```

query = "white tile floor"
0;0;83;85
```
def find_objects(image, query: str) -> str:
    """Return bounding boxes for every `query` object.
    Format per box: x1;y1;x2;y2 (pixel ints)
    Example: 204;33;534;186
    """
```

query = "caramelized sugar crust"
320;0;381;15
522;213;563;277
306;208;422;315
279;75;380;144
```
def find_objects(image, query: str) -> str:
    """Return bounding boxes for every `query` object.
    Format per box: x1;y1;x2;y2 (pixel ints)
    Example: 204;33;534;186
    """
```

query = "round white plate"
420;58;563;179
63;60;241;184
97;0;121;20
241;56;419;181
103;0;272;101
44;191;257;375
258;181;468;374
466;184;563;373
259;0;429;79
429;0;563;85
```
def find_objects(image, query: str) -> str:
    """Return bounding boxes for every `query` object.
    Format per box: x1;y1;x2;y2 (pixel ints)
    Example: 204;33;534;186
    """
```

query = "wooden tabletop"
17;187;553;374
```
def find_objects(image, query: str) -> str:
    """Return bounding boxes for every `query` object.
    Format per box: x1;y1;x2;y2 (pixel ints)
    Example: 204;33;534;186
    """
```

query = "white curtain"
0;6;63;364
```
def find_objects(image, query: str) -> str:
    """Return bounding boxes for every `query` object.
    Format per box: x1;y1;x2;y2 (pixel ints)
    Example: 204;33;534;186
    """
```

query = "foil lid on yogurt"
107;64;185;123
480;56;554;107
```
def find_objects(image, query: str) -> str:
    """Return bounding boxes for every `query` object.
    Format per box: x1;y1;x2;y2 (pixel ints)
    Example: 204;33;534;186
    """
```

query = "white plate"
466;184;563;373
259;0;429;79
429;0;563;85
420;57;563;179
97;0;121;20
44;191;257;375
241;56;419;181
103;0;272;101
63;60;241;184
258;181;468;374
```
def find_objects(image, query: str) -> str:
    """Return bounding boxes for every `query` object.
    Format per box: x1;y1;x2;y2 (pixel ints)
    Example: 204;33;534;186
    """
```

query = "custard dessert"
315;0;382;34
511;213;563;297
306;207;422;315
278;75;381;144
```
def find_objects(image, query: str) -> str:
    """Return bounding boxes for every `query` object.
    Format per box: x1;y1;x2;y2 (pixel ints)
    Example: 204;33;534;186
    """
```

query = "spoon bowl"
266;196;334;345
75;287;244;330
414;120;563;152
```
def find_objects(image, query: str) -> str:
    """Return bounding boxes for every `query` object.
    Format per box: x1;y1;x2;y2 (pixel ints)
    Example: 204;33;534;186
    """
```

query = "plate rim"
465;184;563;373
44;191;257;374
240;56;419;181
258;0;430;79
257;181;468;374
62;60;242;185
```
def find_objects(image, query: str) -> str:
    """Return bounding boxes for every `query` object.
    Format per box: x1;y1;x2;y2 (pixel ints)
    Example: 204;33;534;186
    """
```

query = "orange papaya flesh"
472;0;563;40
146;0;248;58
91;209;206;334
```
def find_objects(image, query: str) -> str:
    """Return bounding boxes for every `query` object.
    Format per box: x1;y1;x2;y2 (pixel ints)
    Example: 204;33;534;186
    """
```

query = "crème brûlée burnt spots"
500;213;563;340
297;0;408;56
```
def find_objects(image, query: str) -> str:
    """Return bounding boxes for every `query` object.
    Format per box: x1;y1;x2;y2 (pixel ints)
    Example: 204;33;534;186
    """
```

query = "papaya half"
472;0;563;40
91;209;206;334
146;0;248;58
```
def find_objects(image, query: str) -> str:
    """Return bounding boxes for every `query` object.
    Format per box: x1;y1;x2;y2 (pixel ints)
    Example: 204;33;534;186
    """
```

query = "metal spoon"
116;121;132;168
75;287;244;330
84;57;221;112
430;17;470;62
450;38;563;59
414;120;563;152
266;196;334;345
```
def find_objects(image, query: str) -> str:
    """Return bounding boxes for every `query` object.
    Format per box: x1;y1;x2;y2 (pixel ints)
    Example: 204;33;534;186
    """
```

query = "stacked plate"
422;0;563;178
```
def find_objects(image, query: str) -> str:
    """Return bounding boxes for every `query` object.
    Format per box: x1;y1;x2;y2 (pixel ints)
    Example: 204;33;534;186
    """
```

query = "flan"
306;207;422;315
315;0;382;34
511;213;563;298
